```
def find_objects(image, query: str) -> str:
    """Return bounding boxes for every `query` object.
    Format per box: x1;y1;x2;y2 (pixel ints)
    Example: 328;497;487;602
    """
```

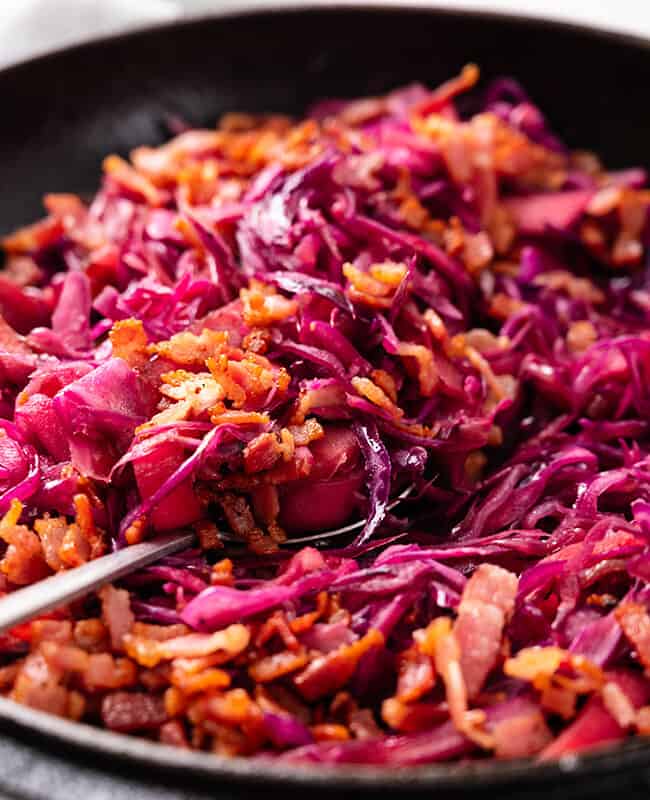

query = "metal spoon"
0;485;414;635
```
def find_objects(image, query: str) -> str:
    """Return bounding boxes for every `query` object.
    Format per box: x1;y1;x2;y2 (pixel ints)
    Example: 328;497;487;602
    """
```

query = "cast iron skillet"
2;6;650;798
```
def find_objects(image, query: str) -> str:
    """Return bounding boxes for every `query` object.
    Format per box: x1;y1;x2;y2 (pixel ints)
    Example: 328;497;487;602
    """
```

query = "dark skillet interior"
2;6;650;799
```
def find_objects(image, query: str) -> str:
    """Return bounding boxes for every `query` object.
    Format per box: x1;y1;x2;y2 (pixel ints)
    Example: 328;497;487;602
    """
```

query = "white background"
1;0;649;70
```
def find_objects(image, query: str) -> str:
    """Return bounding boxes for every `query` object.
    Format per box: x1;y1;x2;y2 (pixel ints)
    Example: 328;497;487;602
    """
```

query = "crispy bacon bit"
11;652;68;716
210;559;235;587
31;620;72;645
207;349;289;411
454;341;517;409
311;723;350;742
73;619;108;652
124;518;146;546
100;585;134;652
171;665;231;695
41;641;89;673
210;409;270;426
149;370;223;427
382;697;446;733
124;623;250;668
151;329;228;368
103;155;166;206
453;564;518;699
392;341;438;397
488;292;526;321
416;111;565;191
507;647;568;686
396;649;436;703
249;649;310;683
0;510;50;586
615;603;650;673
109;319;149;368
84;654;138;690
255;611;299;651
242;328;271;355
288;418;324;446
73;494;106;559
342;262;408;308
417;617;492;748
413;64;480;116
293;381;347;424
241;281;298;327
244;432;289;474
602;681;637;728
294;629;384;701
505;646;604;707
351;376;404;418
131;623;190;641
33;516;67;572
534;270;605;305
423;308;448;342
1;215;64;254
194;520;223;551
217;493;272;552
566;320;598;354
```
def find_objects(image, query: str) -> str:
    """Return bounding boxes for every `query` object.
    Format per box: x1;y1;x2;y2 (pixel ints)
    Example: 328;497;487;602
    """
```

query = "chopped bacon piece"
615;603;650;673
244;432;285;474
1;215;64;254
171;666;231;695
453;564;518;699
11;652;68;716
540;670;650;759
534;270;605;304
293;629;384;701
566;320;598;354
124;623;250;668
311;723;350;742
109;319;149;369
102;691;168;732
255;610;299;651
351;376;404;418
131;623;190;640
31;621;73;646
0;521;50;585
100;585;135;652
33;516;67;572
602;681;637;728
382;697;447;733
240;281;298;327
103;155;166;206
250;650;310;683
41;641;89;673
84;654;137;690
217;493;278;552
396;650;436;703
73;619;108;652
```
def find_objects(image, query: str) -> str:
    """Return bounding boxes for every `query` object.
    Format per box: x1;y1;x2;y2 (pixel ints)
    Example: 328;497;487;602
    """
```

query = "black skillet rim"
2;2;650;790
